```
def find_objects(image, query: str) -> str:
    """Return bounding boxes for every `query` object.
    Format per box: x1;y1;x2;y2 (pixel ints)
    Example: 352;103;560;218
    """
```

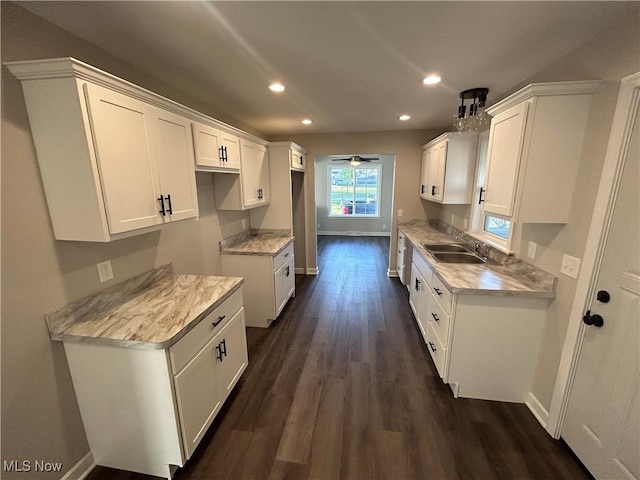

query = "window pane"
329;165;379;216
483;215;511;239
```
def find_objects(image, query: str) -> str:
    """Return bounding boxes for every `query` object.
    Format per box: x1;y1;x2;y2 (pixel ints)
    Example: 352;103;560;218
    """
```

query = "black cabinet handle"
415;278;421;291
434;287;442;296
478;187;485;204
215;344;223;361
220;339;227;358
428;341;437;353
164;194;173;215
431;185;436;196
286;266;290;277
158;196;166;216
219;146;225;162
299;155;304;165
421;184;426;194
223;146;228;162
212;315;226;327
431;312;439;322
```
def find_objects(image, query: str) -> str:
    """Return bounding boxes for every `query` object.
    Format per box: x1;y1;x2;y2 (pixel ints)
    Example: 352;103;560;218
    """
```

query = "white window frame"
327;164;382;218
467;130;514;253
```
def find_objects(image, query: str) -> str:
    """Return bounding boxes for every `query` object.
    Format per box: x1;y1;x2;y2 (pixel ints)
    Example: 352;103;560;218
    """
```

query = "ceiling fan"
331;155;379;166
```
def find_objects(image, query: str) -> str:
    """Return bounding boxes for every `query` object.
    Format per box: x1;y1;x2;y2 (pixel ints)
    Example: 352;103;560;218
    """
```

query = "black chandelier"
453;87;490;132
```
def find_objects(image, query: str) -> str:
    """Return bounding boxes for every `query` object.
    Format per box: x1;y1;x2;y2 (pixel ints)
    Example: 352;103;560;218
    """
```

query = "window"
468;131;514;252
328;165;381;217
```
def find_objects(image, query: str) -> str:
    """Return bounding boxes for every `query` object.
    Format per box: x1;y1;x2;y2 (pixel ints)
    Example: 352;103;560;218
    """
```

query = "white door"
214;309;249;398
173;333;222;459
192;122;223;169
562;90;640;479
84;83;163;234
151;108;198;222
484;101;529;217
220;132;242;171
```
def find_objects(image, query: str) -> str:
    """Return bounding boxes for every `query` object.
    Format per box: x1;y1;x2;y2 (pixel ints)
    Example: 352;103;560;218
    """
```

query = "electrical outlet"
397;209;403;217
97;260;114;283
383;224;387;230
527;241;537;259
560;254;581;279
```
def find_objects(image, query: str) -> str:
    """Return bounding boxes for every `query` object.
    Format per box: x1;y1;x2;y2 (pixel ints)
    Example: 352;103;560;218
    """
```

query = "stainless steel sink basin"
431;252;486;264
420;243;469;253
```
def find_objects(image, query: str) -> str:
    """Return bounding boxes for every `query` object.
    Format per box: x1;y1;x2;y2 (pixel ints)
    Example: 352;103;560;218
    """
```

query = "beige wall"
432;12;640;411
1;3;257;477
270;129;441;272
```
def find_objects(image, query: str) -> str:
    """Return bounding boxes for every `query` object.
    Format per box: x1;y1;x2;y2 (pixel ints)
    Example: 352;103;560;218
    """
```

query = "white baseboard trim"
294;267;305;275
387;269;398;277
306;267;319;275
526;392;550;429
61;452;95;480
317;231;391;237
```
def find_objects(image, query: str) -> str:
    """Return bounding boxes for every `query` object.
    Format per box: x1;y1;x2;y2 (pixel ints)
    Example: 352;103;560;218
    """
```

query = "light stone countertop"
220;229;294;256
45;264;244;349
399;220;556;298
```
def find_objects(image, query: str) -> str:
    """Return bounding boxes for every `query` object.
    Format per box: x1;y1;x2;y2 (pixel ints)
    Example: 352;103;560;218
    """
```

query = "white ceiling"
16;1;636;136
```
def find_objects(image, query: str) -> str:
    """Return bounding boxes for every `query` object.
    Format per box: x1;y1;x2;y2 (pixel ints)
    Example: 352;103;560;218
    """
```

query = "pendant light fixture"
453;87;490;132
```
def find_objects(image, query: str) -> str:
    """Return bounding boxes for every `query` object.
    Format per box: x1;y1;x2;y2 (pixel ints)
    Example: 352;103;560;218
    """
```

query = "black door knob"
583;310;604;327
596;290;610;303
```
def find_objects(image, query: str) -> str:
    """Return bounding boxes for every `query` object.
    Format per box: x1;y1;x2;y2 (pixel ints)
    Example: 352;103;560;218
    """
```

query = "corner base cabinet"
62;289;248;478
221;243;295;327
410;249;548;402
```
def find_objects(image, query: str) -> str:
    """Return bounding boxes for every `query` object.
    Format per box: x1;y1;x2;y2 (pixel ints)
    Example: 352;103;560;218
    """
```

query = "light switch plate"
527;241;537;259
560;254;581;279
97;260;114;283
397;209;403;217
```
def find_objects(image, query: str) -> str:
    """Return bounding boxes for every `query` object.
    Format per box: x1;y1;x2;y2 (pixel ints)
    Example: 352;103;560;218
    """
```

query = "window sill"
466;230;514;255
327;215;382;219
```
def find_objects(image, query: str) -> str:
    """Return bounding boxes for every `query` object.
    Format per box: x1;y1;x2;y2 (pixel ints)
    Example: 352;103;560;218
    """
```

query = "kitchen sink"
431;252;486;264
420;243;469;253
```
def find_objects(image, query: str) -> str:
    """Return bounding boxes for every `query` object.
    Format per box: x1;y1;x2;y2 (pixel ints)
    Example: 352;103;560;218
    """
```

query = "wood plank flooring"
87;236;588;480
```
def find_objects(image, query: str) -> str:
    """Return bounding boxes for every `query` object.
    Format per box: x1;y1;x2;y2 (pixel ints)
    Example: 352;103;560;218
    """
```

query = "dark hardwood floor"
88;236;587;480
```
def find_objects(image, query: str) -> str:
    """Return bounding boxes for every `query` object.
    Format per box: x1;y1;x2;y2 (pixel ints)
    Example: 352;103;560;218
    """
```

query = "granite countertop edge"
45;265;245;350
399;220;556;299
220;229;294;256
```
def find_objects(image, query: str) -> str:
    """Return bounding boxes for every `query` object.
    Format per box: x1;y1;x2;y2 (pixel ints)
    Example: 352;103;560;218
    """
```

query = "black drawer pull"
431;312;439;322
434;287;442;296
428;341;437;353
158;195;166;216
212;315;226;327
165;194;173;215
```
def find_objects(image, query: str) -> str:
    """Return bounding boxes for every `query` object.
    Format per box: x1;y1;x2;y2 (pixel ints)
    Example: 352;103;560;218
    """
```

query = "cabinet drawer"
412;250;432;285
426;322;447;379
428;292;451;347
170;289;243;374
274;243;294;271
398;231;405;248
430;274;452;314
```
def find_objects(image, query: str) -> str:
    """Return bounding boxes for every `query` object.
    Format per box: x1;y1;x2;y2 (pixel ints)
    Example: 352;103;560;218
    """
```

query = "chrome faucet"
474;241;490;260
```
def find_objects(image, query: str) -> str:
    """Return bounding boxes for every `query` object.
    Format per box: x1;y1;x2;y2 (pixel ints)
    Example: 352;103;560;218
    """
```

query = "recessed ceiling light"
301;119;312;125
269;82;285;93
399;114;411;121
422;74;442;85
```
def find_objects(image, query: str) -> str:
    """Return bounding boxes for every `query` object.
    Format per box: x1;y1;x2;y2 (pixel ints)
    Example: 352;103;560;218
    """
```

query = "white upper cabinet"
213;139;270;210
483;102;529;217
290;148;305;171
484;81;599;223
420;132;478;204
192;122;241;173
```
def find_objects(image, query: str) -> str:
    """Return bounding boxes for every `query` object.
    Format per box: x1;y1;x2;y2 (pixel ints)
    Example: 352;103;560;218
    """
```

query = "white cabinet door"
84;83;163;234
173;333;223;459
192;122;224;169
240;140;270;207
214;309;249;398
484;101;529;217
409;263;421;320
432;141;448;202
220;132;241;171
291;149;305;171
274;256;295;315
152;110;198;222
420;147;431;199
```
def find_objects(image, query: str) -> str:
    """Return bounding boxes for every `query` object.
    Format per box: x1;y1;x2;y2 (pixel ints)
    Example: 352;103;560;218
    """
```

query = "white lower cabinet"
396;231;408;285
410;249;548;402
222;243;295;328
62;289;247;479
